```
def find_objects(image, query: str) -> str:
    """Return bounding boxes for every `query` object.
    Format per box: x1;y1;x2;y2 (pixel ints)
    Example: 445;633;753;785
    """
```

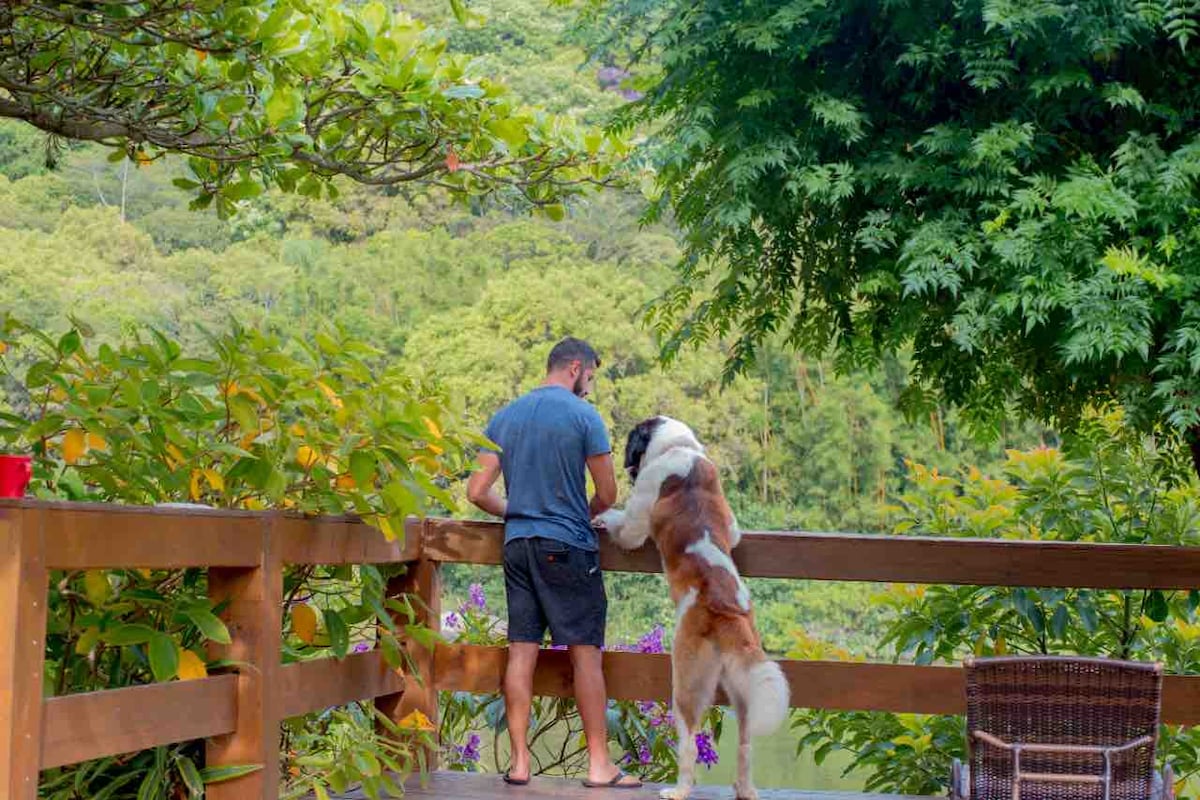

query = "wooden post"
377;518;441;771
206;516;282;800
0;507;47;800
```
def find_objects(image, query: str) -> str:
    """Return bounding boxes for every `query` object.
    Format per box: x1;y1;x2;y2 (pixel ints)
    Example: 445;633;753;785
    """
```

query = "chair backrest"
964;656;1162;800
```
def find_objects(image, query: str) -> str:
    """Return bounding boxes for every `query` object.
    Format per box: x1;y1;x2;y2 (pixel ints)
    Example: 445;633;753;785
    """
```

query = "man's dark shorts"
504;537;606;647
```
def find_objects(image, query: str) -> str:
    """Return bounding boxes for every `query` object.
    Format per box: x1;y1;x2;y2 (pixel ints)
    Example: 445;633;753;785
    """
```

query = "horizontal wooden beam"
33;502;265;570
279;651;406;719
276;516;420;565
423;518;1200;589
40;676;238;768
0;500;419;570
434;644;1200;726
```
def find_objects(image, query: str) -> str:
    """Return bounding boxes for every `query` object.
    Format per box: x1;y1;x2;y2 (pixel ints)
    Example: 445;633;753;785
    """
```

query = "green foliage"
281;703;434;800
0;315;471;798
0;314;474;529
2;0;625;216
791;409;1200;797
585;0;1200;448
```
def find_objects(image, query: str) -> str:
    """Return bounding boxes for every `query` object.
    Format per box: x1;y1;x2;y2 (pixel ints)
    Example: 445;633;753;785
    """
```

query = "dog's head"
623;415;703;482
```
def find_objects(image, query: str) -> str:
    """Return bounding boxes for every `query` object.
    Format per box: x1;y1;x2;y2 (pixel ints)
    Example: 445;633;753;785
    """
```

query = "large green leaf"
181;603;232;645
148;633;180;682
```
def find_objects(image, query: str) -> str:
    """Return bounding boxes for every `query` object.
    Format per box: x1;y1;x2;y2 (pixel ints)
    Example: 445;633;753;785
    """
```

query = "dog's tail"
722;647;790;738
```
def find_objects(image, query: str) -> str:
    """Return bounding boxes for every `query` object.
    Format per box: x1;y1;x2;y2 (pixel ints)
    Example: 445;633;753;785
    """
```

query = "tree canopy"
1;0;623;216
587;0;1200;455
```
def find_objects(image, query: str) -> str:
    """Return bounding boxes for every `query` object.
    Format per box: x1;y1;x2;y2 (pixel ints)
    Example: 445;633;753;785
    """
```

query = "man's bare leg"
570;645;642;786
504;642;540;780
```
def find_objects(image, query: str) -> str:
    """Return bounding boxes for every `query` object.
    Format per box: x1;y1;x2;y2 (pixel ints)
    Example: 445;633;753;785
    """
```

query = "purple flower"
444;612;460;630
463;733;481;762
452;732;481;765
636;700;657;716
468;583;486;612
353;642;372;654
636;625;665;654
621;741;653;767
695;732;719;768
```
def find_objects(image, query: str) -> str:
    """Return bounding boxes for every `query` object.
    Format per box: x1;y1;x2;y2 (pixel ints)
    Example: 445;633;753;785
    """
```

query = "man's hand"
466;451;507;518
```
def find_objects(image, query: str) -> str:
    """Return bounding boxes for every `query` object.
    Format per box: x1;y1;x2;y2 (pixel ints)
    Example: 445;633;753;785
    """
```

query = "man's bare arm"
466;451;507;518
586;452;618;518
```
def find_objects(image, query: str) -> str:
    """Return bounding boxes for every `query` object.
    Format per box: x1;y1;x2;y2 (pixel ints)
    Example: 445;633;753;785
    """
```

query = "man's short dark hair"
547;337;600;372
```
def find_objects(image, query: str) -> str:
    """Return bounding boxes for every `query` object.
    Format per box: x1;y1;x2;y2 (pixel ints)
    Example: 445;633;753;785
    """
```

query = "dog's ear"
624;417;663;482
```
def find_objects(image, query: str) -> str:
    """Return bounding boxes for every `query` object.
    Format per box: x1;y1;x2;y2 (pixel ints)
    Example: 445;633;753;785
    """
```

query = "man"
467;337;641;789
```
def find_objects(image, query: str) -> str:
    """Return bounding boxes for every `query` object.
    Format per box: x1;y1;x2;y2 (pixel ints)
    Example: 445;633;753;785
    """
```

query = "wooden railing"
2;500;1200;800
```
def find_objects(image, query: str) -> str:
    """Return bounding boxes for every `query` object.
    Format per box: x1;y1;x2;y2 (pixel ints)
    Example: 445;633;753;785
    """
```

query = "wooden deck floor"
330;770;933;799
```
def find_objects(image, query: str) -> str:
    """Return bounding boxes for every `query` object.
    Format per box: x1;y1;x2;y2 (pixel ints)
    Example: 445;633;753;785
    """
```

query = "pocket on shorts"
535;539;582;585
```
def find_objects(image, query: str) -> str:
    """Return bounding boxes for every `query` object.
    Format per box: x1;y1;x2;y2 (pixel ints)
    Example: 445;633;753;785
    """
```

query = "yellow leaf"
75;626;101;655
86;432;108;452
335;474;357;490
177;649;208;681
242;497;266;511
396;709;436;732
290;423;306;437
203;469;225;493
413;455;440;473
292;604;318;644
165;444;185;470
317;380;344;409
296;445;320;469
62;428;87;464
137;569;152;579
189;470;203;501
0;342;7;354
238;386;266;406
221;380;239;397
425;443;444;456
994;635;1007;655
378;517;398;541
84;570;110;605
422;416;442;440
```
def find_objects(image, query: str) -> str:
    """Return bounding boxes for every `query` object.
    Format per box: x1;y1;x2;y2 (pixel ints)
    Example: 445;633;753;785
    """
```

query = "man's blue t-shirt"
483;385;611;551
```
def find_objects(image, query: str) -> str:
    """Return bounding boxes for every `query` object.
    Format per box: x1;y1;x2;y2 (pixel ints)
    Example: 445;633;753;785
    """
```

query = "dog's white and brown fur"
596;416;789;800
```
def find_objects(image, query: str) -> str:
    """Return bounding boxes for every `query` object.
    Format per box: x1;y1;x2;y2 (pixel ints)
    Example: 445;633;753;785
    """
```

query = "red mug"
0;454;32;498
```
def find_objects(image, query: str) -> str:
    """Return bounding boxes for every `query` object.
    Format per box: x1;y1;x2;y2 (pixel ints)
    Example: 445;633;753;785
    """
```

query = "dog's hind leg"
731;695;757;800
660;637;720;800
719;664;758;800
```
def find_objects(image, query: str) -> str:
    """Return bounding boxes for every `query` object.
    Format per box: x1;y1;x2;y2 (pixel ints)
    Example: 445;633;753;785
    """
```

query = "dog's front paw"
594;508;625;533
658;787;691;800
734;782;759;800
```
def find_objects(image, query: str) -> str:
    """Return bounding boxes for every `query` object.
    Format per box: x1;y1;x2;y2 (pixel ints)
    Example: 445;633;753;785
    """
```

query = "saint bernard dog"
596;416;789;800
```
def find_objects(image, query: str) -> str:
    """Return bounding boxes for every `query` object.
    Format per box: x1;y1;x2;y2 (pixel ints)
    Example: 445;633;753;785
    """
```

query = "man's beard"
572;373;588;397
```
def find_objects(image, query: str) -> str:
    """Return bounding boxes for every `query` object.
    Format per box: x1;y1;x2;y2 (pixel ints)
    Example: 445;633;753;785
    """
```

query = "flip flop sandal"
502;771;530;786
581;769;643;789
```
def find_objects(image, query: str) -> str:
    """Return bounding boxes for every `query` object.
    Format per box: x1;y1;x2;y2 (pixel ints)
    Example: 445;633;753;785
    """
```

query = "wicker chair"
950;656;1174;800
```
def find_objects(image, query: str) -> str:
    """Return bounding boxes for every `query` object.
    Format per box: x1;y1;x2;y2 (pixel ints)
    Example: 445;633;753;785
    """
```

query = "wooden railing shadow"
2;500;1199;799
